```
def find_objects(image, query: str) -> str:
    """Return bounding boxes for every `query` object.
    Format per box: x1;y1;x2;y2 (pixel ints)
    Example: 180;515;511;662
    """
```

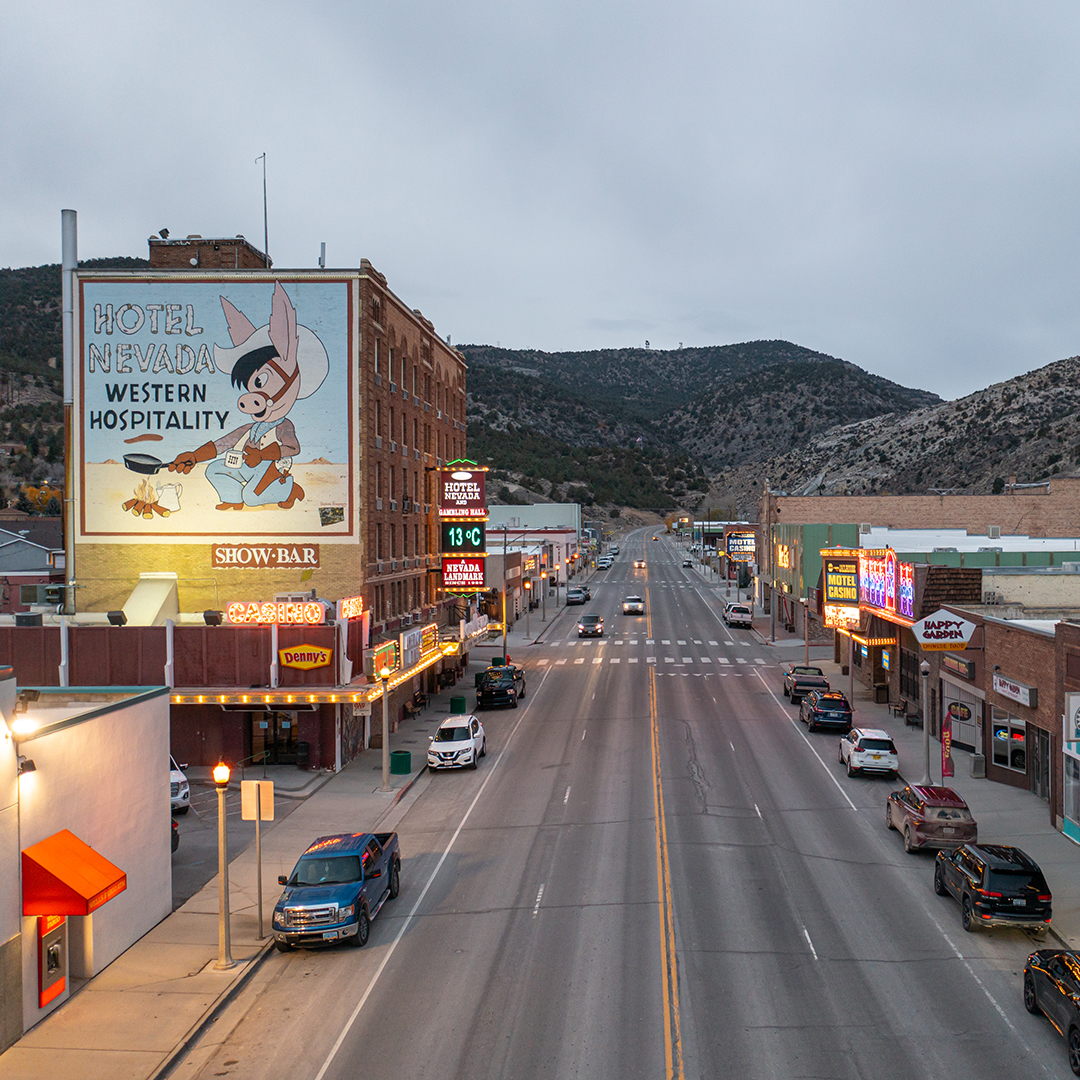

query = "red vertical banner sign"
942;710;954;779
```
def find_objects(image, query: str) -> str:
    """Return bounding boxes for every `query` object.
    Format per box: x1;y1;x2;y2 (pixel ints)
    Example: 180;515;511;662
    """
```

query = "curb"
150;939;276;1080
373;765;428;829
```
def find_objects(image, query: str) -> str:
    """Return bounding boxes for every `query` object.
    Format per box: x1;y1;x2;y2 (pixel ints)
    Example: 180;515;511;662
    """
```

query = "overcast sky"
4;1;1080;400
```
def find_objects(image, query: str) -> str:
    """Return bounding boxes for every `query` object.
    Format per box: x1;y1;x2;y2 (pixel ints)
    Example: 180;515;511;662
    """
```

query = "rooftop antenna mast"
256;153;269;267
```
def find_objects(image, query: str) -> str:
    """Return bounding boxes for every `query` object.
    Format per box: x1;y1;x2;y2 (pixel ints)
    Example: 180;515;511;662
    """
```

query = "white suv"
838;728;899;778
170;755;190;814
428;714;486;771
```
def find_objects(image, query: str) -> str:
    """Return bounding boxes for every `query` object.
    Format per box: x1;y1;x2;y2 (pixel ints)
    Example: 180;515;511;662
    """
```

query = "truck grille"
170;782;179;797
285;905;337;927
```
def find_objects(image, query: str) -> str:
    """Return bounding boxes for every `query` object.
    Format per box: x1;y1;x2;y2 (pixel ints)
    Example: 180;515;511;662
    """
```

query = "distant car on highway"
838;727;898;777
935;844;1051;934
800;690;852;732
578;613;604;637
609;545;620;555
723;604;752;628
782;664;829;702
622;595;645;615
886;784;977;853
633;559;646;569
566;587;587;605
682;557;693;568
1024;950;1080;1072
596;557;612;570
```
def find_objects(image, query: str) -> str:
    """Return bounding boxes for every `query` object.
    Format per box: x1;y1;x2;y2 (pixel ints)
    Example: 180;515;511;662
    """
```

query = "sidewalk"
0;673;477;1080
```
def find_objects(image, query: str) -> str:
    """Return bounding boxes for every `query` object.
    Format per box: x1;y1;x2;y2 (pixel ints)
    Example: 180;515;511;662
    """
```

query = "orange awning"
22;829;127;916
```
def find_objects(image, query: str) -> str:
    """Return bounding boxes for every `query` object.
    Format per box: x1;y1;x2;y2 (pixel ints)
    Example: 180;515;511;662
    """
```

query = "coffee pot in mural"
155;482;183;513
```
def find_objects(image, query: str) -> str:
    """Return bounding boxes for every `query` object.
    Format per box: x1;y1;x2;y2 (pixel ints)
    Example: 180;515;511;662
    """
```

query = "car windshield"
435;726;471;742
858;739;895;752
481;672;512;687
987;870;1048;894
793;667;823;675
291;854;362;885
582;616;601;624
625;597;643;603
927;806;971;821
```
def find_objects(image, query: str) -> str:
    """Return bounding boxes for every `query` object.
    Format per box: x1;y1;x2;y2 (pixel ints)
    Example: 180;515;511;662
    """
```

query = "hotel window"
390;524;397;558
374;339;380;376
389;466;396;500
376;524;383;559
375;463;382;499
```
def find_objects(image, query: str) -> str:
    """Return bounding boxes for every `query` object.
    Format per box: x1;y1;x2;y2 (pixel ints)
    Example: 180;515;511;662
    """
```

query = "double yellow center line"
644;535;683;1078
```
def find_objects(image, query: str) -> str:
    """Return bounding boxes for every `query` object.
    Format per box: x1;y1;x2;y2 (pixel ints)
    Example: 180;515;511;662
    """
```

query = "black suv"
476;665;526;709
1024;950;1080;1075
799;690;853;733
935;844;1052;934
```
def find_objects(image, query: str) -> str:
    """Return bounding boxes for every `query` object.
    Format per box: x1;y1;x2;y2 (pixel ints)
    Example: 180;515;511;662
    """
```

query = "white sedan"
428;714;486;771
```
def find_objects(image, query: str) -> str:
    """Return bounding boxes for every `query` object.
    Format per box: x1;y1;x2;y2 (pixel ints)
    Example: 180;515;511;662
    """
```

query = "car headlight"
338;904;354;920
272;913;285;928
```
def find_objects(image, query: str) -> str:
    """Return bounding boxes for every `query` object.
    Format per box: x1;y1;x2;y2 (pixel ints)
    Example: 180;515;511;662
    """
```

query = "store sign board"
441;520;486;554
823;553;859;604
338;594;364;620
213;544;320;569
400;626;423;670
993;673;1037;709
726;532;756;561
824;605;861;629
279;643;332;670
227;600;326;625
911;609;976;651
439;468;486;518
858;549;915;620
365;640;398;677
1064;693;1080;760
442;556;486;591
941;654;975;680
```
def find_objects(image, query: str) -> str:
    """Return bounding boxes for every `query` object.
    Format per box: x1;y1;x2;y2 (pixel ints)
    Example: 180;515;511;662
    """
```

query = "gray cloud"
4;1;1080;399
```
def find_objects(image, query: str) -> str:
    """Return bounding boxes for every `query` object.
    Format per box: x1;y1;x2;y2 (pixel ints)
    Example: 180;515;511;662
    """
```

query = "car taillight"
975;888;1002;898
1038;894;1052;902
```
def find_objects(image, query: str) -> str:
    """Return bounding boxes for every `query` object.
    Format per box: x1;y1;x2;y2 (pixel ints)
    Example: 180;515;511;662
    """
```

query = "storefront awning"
22;829;127;916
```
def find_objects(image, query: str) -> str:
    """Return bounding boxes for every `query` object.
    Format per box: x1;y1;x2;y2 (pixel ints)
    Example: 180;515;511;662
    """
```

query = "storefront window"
991;706;1026;772
1065;757;1080;842
900;648;920;701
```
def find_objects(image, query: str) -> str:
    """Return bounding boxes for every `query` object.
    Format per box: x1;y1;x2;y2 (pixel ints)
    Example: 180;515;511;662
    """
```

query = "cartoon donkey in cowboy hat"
168;282;328;510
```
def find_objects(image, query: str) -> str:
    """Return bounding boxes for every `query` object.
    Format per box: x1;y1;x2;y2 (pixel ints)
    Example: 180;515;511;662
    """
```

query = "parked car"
723;604;753;628
1023;950;1080;1074
886;784;977;853
800;690;853;732
610;545;620;555
273;831;401;950
782;664;830;702
171;817;179;853
566;587;587;605
476;665;525;709
622;595;646;615
633;559;646;569
170;755;190;814
682;558;693;568
935;844;1051;934
578;613;604;637
838;727;898;777
429;713;487;767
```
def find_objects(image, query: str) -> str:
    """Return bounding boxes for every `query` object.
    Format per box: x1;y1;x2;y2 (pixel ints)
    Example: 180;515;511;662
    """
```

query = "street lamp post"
800;597;809;667
919;659;932;785
541;570;547;623
213;762;234;970
380;667;391;792
523;579;531;638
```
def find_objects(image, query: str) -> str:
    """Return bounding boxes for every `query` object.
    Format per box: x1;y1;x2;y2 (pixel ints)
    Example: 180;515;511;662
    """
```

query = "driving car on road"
578;613;604;637
633;559;646;569
838;727;898;777
935;844;1051;934
782;664;830;702
723;604;752;628
428;714;486;769
622;595;645;615
800;690;852;732
652;536;659;541
610;545;620;555
476;664;525;708
886;784;977;853
1024;950;1080;1074
566;587;587;605
682;557;693;568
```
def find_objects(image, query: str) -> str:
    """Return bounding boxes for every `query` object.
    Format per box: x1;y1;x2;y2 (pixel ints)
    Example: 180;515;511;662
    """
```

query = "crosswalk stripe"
661;640;671;645
574;658;584;665
592;658;602;665
556;659;566;665
754;659;766;665
737;658;747;665
682;657;692;663
537;658;549;665
610;657;621;664
719;658;730;665
708;640;719;645
701;657;712;662
677;640;686;645
629;657;639;663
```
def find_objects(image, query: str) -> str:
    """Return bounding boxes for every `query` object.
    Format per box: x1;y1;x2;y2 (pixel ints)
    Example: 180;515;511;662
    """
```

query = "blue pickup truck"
272;831;401;951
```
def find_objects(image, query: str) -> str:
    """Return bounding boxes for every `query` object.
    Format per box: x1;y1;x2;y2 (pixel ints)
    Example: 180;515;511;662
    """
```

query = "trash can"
450;696;467;714
296;741;310;769
390;749;411;775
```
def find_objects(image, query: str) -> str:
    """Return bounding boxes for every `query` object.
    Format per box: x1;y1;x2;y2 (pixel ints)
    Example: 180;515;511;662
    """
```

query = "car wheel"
961;895;976;932
934;865;948;896
429;765;438;773
520;685;526;699
275;939;292;953
1069;1026;1080;1076
480;738;486;758
511;696;518;709
469;753;478;770
783;684;789;697
174;806;189;815
388;861;400;899
903;826;915;854
1024;971;1040;1015
838;743;844;763
353;909;370;947
846;758;856;778
886;804;894;831
807;719;816;733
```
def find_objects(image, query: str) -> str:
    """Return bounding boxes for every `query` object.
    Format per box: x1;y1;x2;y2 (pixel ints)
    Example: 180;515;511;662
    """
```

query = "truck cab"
272;831;400;951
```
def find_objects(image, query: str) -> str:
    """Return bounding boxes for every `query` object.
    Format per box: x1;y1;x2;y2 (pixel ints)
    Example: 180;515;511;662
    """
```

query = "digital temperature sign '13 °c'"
440;521;486;554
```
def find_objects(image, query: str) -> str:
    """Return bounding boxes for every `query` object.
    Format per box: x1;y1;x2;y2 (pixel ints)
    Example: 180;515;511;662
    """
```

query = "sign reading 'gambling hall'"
439;466;486;519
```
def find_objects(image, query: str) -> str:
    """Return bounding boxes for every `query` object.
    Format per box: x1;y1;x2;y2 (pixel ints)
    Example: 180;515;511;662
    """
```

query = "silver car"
622;595;645;615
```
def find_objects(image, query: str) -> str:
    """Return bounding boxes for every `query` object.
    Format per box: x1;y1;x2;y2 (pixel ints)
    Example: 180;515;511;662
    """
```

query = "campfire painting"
122;477;171;519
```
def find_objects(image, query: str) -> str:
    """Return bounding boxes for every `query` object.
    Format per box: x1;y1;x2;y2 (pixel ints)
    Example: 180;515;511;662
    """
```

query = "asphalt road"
185;528;1073;1080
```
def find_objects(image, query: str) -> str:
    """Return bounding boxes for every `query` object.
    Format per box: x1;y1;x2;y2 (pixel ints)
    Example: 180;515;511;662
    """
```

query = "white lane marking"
701;657;712;662
662;639;671;645
719;658;730;665
630;639;639;645
582;729;587;740
533;884;545;917
730;741;735;751
677;640;686;645
592;657;603;665
803;926;818;960
756;675;859;813
537;658;549;665
556;659;567;665
754;659;766;665
629;657;639;663
574;658;584;665
693;640;702;645
563;786;571;804
646;639;654;644
754;803;762;819
647;657;656;664
736;658;747;665
682;656;692;663
610;658;621;664
708;640;718;646
313;667;551;1080
614;640;624;645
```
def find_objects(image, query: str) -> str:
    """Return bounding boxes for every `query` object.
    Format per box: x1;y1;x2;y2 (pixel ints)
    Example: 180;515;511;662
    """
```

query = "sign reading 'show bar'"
213;544;320;569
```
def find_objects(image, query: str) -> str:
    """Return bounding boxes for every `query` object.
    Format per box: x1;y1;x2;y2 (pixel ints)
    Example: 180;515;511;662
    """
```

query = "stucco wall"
18;689;171;1030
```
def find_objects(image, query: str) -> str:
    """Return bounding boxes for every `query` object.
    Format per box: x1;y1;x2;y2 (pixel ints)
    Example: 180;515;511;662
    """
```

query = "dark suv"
935;844;1052;934
799;690;852;732
1024;950;1080;1075
476;665;525;709
887;784;977;853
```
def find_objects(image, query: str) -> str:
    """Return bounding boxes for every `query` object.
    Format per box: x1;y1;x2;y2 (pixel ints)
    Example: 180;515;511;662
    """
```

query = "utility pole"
256;153;269;267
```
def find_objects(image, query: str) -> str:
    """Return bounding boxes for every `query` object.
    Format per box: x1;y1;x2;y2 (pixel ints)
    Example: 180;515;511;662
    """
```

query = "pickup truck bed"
273;831;401;950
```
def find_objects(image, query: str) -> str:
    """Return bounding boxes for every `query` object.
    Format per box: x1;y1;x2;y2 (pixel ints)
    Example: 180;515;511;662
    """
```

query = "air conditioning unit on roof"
987;525;1001;539
859;523;872;534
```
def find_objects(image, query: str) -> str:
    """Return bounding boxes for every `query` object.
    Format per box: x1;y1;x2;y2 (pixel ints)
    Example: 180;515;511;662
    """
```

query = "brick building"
148;233;269;270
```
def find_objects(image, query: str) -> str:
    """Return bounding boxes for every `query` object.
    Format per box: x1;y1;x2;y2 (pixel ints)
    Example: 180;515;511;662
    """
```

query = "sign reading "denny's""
279;643;332;670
